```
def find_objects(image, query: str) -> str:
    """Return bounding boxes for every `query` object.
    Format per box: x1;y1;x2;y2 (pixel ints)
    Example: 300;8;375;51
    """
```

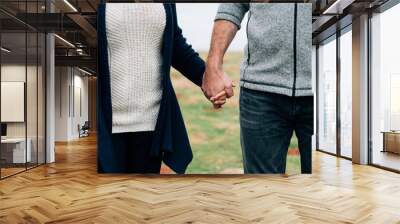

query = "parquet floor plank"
1;136;400;223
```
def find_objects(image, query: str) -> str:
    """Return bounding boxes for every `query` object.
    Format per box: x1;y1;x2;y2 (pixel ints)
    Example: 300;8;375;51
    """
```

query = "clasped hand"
201;63;235;109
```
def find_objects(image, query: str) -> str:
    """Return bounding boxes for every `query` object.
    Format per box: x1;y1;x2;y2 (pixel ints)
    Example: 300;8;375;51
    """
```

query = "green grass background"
171;52;300;174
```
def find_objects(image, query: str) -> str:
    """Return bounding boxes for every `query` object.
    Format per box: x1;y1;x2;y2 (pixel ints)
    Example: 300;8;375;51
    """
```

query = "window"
339;28;352;158
0;1;47;179
317;35;337;154
370;3;400;171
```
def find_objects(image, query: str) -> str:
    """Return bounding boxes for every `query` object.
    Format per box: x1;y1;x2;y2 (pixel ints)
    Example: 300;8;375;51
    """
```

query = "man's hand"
202;63;234;108
202;19;238;109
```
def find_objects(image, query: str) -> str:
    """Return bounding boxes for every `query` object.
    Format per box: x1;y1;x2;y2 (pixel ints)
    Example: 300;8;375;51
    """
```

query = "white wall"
1;65;35;138
1;82;25;122
1;65;26;141
1;63;46;164
55;66;70;141
71;72;89;138
54;67;89;141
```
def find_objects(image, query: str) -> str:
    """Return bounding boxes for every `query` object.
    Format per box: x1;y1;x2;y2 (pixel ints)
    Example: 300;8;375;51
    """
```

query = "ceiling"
1;0;99;73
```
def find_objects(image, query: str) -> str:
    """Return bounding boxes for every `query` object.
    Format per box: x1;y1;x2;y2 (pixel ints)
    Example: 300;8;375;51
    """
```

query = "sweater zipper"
246;11;251;65
292;3;298;97
242;11;251;85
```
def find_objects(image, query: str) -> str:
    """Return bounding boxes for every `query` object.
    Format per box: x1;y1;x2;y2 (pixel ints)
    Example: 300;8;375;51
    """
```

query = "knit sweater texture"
106;3;166;133
215;3;313;97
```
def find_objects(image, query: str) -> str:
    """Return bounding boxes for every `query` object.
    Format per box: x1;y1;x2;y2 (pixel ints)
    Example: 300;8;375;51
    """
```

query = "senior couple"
97;3;313;174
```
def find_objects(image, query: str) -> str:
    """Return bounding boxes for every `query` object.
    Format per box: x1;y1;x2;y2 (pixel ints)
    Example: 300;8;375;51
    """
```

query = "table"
381;131;400;154
1;138;32;164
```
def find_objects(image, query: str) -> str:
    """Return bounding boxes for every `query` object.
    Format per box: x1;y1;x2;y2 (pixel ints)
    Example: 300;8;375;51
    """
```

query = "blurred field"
171;52;300;174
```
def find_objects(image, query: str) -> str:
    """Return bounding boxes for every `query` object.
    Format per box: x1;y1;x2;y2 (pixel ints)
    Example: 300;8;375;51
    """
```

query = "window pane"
27;31;38;169
340;29;352;158
0;1;46;179
38;32;46;165
371;3;400;171
318;36;337;154
1;31;28;177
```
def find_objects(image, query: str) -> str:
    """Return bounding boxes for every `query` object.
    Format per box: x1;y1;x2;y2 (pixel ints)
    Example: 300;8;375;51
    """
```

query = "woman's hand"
210;90;227;109
210;82;235;109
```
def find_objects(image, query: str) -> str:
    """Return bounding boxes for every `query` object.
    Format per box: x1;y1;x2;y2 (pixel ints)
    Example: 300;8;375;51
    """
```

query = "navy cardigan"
97;3;205;174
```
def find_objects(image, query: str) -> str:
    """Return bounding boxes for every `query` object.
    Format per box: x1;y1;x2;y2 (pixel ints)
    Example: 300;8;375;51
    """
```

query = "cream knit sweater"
106;3;166;133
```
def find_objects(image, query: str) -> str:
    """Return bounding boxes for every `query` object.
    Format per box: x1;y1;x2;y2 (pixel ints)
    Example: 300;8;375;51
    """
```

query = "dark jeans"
240;87;314;174
107;131;162;173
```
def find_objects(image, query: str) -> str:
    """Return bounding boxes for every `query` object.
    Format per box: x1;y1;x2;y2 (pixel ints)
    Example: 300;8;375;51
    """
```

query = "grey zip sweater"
215;3;313;97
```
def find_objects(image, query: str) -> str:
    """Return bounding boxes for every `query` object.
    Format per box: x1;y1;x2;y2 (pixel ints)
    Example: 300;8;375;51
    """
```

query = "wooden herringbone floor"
1;135;400;224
